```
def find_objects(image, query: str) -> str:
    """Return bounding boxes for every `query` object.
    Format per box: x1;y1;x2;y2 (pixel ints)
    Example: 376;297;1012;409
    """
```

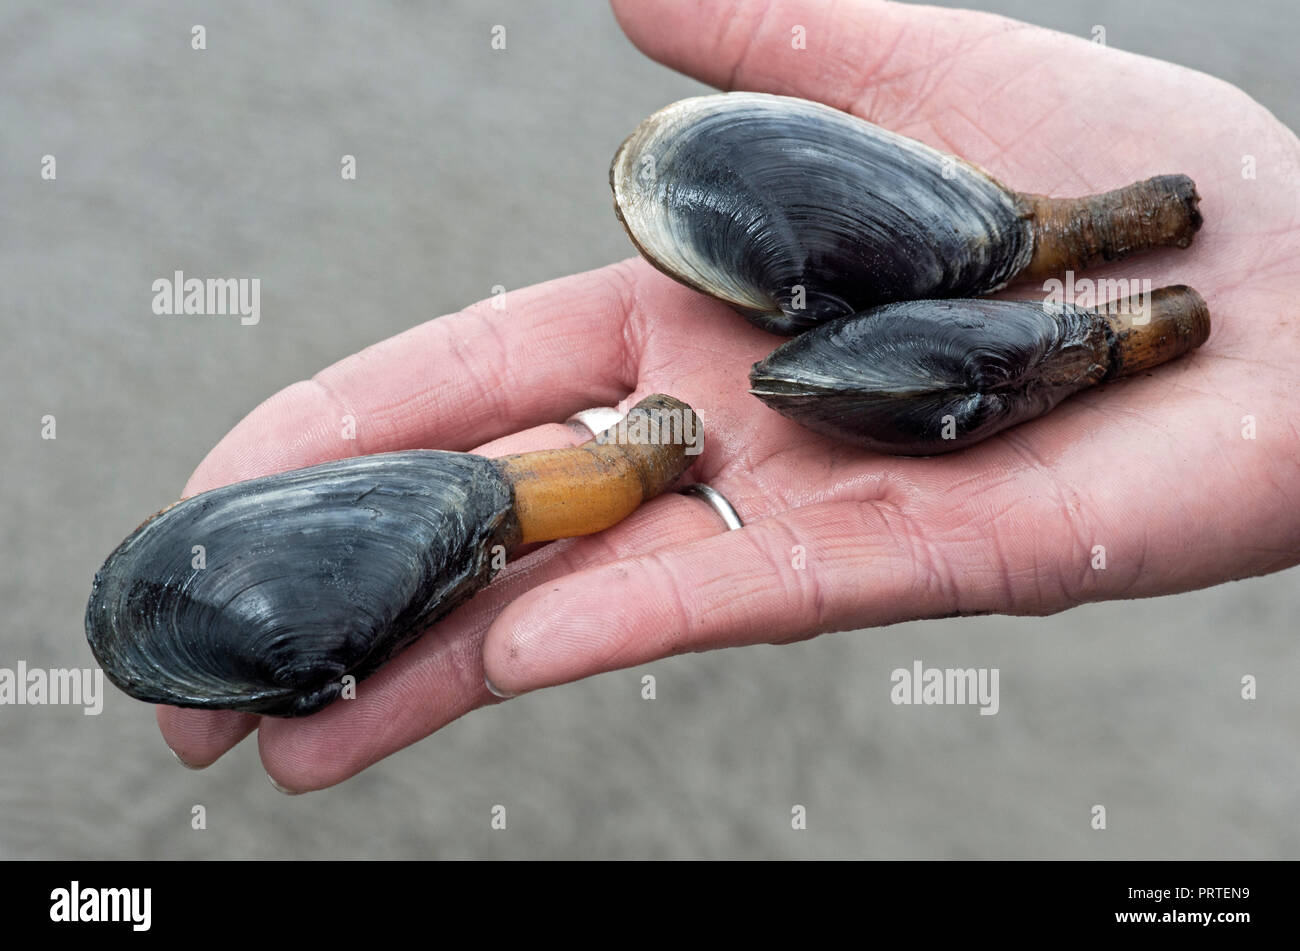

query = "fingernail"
484;674;518;700
267;773;305;796
169;746;207;770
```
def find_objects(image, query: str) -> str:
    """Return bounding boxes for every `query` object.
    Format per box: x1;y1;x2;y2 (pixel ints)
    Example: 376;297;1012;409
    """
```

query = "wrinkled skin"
158;0;1300;790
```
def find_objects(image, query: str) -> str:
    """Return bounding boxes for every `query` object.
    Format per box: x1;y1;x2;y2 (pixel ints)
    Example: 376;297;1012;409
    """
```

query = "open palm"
160;0;1300;791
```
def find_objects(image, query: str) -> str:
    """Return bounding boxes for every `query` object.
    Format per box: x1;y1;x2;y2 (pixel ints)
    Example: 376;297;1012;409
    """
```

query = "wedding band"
565;406;626;439
680;483;743;531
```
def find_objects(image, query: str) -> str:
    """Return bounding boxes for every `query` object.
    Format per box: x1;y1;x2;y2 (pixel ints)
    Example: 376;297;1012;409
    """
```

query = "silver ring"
680;483;743;531
565;406;626;439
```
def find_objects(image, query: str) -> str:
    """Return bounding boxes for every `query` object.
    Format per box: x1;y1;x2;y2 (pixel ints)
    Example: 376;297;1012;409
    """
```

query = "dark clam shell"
750;298;1110;454
611;92;1032;334
85;452;517;716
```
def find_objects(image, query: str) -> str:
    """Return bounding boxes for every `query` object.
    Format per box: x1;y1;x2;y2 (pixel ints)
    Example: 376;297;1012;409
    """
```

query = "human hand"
160;0;1300;790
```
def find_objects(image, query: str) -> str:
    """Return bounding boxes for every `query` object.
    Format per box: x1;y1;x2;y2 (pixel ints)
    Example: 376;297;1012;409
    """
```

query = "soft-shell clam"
611;93;1202;334
86;395;701;716
749;286;1209;454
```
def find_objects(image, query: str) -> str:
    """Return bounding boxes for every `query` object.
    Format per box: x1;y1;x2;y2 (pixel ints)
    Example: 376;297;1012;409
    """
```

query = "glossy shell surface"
86;451;516;716
750;298;1111;454
611;92;1034;334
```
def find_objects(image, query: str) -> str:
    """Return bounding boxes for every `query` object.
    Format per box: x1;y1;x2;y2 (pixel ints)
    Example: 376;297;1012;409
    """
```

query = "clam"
611;92;1202;334
749;286;1209;454
86;395;701;716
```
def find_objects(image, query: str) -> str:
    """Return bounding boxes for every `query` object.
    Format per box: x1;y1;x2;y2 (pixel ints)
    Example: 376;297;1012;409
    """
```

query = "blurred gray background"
3;0;1296;859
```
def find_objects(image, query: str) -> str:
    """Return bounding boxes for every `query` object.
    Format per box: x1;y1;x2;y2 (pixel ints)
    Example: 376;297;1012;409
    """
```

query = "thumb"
609;0;1030;124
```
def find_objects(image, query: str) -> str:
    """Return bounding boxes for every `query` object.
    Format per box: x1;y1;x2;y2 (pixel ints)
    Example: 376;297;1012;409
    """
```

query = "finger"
256;418;731;792
482;497;995;695
156;707;257;770
182;261;642;496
